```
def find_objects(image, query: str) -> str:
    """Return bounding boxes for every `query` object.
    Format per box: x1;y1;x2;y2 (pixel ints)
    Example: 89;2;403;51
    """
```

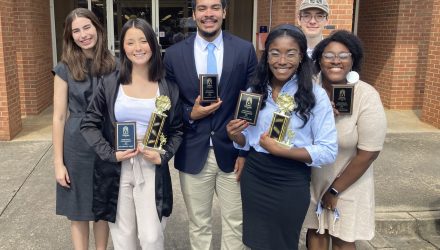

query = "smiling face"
123;27;152;66
298;8;328;40
268;35;302;86
71;17;98;53
192;0;226;41
320;41;353;85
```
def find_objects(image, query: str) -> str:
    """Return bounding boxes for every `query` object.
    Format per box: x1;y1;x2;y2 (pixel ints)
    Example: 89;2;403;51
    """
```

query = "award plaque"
142;95;171;154
234;91;263;126
199;74;218;103
268;94;296;148
115;122;136;151
332;84;354;115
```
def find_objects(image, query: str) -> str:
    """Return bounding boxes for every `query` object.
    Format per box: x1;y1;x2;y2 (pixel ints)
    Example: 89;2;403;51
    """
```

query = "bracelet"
328;187;339;197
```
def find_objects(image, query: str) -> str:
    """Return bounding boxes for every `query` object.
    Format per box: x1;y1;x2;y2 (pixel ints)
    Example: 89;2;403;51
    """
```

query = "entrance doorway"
52;0;254;60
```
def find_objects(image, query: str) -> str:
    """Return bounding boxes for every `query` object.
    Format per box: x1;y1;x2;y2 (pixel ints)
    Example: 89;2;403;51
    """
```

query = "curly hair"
61;8;115;81
312;30;364;73
250;24;315;128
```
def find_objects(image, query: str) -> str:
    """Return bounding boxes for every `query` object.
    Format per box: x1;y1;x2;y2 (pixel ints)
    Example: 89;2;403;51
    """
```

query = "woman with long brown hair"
52;8;115;250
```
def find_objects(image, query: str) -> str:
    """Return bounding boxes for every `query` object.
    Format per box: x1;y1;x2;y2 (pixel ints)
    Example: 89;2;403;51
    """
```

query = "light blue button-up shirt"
194;31;224;79
234;75;338;167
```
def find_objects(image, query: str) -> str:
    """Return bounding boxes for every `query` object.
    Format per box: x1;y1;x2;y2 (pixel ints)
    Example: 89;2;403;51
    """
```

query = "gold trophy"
141;95;171;154
268;93;296;148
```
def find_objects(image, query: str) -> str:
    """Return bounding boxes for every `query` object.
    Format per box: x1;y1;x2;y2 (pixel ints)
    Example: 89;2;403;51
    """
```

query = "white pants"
110;155;167;250
180;149;245;250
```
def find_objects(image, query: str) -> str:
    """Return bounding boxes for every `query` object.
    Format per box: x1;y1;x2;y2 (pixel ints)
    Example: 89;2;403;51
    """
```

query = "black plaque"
143;113;166;149
268;113;290;142
199;74;218;102
332;84;354;115
234;91;262;126
115;122;136;151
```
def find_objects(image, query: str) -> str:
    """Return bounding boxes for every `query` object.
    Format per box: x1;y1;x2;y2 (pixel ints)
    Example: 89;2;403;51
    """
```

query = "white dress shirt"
194;31;224;80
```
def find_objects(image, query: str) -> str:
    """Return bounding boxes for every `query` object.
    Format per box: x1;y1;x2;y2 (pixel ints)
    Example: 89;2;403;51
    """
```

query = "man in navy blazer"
164;0;257;249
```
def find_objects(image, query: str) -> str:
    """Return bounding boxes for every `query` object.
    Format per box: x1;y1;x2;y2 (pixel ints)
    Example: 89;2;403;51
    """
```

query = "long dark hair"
250;24;315;127
118;18;164;84
61;8;115;81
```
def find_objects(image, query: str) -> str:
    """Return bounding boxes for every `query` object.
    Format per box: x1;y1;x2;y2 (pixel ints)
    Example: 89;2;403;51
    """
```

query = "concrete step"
376;211;440;236
361;211;440;249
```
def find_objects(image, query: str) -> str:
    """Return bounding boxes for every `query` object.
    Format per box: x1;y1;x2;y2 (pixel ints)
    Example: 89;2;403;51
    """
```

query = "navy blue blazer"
164;32;257;174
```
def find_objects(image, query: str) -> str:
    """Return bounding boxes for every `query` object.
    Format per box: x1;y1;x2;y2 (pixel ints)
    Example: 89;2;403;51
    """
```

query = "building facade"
0;0;439;140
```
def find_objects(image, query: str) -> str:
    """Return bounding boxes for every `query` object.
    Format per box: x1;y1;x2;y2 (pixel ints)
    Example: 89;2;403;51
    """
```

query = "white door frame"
106;0;115;54
50;0;57;65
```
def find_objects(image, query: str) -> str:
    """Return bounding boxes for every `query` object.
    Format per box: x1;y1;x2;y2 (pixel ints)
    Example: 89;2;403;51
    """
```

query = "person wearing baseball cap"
298;0;330;57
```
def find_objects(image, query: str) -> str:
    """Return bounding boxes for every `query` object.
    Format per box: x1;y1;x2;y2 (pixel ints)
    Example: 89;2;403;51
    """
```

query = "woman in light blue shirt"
226;24;337;250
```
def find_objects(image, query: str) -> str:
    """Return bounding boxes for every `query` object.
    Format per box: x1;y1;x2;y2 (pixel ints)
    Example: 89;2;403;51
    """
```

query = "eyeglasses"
268;51;300;61
300;14;327;23
322;52;352;62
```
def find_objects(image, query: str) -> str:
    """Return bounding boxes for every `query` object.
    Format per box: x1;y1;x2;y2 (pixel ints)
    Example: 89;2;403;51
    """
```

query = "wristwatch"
328;187;339;197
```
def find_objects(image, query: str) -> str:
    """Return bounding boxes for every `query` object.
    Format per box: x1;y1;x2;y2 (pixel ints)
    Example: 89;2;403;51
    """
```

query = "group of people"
53;0;386;250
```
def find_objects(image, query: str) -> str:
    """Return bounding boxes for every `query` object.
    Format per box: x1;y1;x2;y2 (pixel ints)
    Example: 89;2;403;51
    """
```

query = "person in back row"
298;0;330;58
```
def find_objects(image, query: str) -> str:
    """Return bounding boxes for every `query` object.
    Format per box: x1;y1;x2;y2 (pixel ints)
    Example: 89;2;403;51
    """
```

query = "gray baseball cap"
299;0;330;14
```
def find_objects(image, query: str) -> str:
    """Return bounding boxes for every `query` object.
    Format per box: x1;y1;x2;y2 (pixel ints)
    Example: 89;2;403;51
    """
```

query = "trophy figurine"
268;93;296;148
142;95;171;154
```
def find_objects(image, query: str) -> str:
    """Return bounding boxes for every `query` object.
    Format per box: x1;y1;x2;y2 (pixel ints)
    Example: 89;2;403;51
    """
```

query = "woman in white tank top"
80;18;183;250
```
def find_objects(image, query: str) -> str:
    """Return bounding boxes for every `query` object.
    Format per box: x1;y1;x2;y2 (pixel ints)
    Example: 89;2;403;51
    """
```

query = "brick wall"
14;0;54;115
0;0;22;140
326;0;354;34
421;0;440;128
357;0;430;109
257;0;353;35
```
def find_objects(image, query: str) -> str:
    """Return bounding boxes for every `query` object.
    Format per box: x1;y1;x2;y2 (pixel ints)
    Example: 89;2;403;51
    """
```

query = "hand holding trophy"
268;93;296;148
141;95;171;154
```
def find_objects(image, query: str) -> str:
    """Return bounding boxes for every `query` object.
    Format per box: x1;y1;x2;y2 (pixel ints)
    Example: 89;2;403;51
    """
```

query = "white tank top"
114;85;158;139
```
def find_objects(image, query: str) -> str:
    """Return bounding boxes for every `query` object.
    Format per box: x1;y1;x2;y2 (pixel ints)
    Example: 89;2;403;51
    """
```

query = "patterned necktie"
207;43;217;74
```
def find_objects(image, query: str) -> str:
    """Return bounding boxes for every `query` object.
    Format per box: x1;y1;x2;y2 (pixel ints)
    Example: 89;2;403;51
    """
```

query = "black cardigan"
80;70;183;223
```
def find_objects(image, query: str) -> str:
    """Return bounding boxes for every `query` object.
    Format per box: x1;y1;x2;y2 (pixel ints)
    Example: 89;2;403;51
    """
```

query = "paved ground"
0;107;439;249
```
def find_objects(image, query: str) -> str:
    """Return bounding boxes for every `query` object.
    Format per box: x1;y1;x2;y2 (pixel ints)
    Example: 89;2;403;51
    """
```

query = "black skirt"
241;148;311;250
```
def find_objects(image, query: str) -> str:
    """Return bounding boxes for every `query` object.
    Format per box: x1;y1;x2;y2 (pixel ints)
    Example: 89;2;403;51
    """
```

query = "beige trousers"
179;149;245;250
110;155;167;250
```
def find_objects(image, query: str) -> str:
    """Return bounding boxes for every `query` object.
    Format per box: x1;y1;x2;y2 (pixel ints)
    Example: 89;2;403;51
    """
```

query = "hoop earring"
346;70;359;84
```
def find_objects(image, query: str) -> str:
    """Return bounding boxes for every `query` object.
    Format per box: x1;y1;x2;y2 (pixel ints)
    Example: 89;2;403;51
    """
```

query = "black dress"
53;62;100;221
241;148;311;250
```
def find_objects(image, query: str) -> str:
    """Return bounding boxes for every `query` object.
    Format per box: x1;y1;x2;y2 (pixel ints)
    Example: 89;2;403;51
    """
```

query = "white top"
302;80;387;242
194;31;224;146
114;85;158;139
194;31;224;79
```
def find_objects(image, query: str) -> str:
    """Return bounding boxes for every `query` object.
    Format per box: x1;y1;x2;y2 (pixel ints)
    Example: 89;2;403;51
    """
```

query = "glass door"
157;0;196;51
107;0;195;55
107;0;154;55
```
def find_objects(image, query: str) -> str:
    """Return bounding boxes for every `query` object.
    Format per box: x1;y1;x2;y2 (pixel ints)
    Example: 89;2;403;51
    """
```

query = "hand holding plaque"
141;95;171;155
268;93;296;148
234;91;263;126
115;122;137;151
331;84;354;115
199;74;219;103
